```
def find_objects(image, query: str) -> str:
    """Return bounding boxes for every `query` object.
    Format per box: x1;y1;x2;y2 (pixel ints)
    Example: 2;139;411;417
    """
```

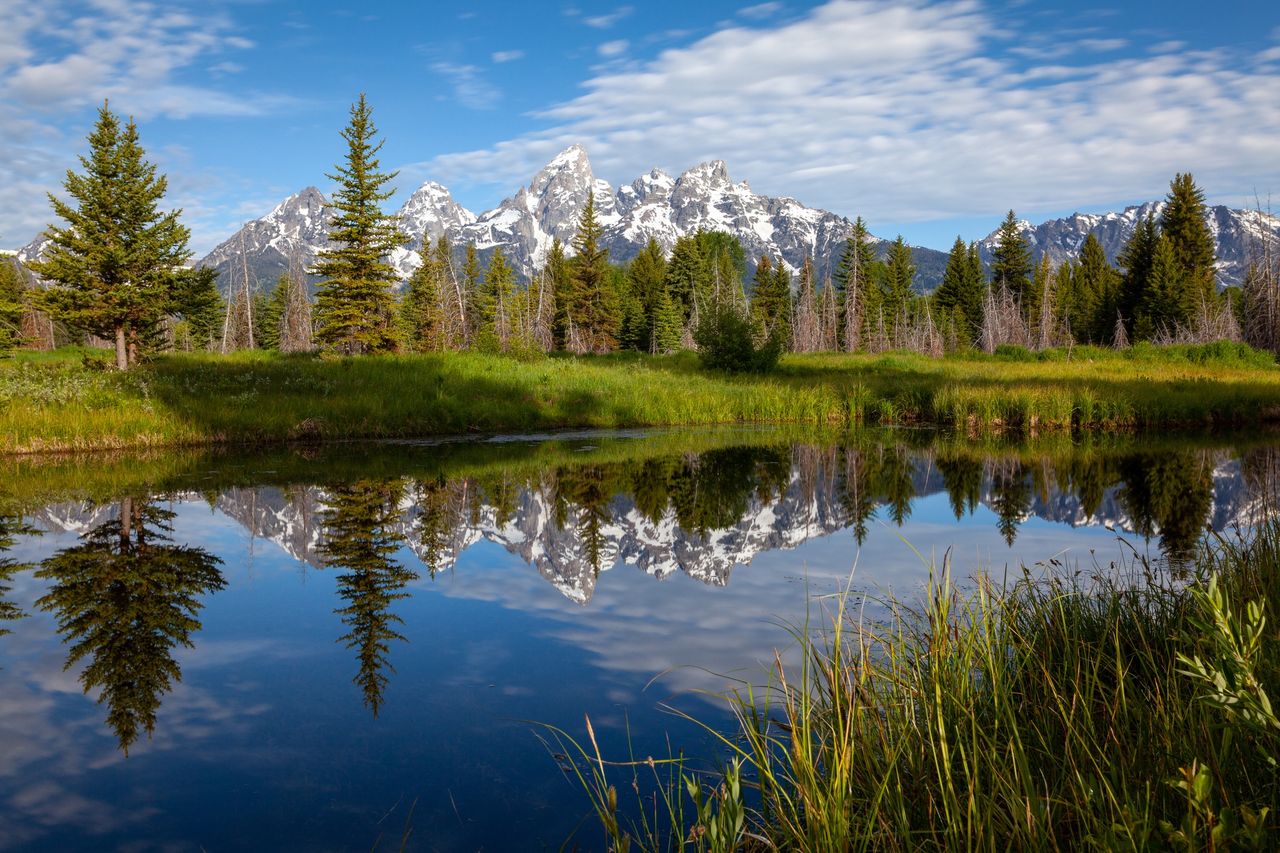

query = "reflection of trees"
413;475;460;578
36;498;224;754
988;460;1032;547
938;455;983;521
556;466;616;575
0;514;35;639
320;480;417;716
1118;451;1213;562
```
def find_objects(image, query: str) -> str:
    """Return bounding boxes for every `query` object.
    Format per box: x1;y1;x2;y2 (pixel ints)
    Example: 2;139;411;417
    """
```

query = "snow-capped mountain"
26;447;1265;606
193;145;948;291
199;187;332;291
978;202;1280;287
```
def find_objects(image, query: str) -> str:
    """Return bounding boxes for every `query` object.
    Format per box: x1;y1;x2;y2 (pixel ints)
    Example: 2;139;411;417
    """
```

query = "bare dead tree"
1242;197;1280;353
819;279;839;351
980;282;1031;352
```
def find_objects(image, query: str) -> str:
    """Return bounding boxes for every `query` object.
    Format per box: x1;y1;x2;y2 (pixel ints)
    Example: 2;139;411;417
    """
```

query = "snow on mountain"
198;186;332;292
978;201;1280;288
192;145;945;291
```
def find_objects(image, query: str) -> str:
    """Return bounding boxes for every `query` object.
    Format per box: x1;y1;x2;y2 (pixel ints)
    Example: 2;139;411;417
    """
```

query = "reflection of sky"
0;472;1200;850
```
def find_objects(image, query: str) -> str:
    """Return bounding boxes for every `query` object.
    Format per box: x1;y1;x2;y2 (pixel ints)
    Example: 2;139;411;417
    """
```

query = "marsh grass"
558;523;1280;851
2;343;1279;452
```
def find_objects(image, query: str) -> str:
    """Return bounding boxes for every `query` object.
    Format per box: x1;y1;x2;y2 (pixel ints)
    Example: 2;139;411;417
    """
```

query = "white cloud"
491;49;525;63
597;39;629;58
584;5;633;29
740;2;783;19
420;0;1280;231
431;61;501;109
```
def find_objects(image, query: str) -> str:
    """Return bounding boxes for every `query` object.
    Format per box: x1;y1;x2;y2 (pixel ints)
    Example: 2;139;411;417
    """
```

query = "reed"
560;522;1280;850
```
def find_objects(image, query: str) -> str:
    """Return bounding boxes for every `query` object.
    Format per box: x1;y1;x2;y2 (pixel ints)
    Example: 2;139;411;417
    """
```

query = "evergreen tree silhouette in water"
36;498;224;753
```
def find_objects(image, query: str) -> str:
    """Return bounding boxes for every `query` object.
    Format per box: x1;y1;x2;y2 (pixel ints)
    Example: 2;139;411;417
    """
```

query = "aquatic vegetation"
561;520;1280;850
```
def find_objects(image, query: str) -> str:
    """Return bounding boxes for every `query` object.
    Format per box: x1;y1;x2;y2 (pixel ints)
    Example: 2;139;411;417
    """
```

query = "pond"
0;428;1276;850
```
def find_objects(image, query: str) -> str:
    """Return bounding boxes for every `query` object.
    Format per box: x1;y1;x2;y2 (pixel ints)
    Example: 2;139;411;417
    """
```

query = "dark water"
1;428;1276;851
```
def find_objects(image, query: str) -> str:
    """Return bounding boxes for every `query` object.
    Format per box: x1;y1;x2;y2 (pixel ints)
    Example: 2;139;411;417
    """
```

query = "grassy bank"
2;342;1279;452
556;521;1280;851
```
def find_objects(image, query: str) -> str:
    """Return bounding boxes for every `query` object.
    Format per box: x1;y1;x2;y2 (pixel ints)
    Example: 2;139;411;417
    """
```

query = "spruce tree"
652;282;683;353
1141;235;1183;337
664;235;710;323
482;247;516;349
569;191;618;352
170;267;224;352
1075;234;1119;343
311;94;404;355
402;246;443;352
545;238;573;348
749;254;790;341
1159;172;1217;317
990;210;1032;308
1118;213;1157;338
30;102;191;369
462;243;482;346
256;275;289;350
883;236;916;325
934;237;971;331
836;217;878;350
627;238;667;351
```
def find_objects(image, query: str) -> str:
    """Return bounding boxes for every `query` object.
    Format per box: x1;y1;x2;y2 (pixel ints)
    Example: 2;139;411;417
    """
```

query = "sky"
1;0;1278;256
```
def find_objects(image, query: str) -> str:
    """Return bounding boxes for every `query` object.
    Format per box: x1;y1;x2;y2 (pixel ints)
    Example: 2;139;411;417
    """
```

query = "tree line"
6;96;1278;368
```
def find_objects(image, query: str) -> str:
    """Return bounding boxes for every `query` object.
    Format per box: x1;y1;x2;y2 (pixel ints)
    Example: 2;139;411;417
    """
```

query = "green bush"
693;304;781;374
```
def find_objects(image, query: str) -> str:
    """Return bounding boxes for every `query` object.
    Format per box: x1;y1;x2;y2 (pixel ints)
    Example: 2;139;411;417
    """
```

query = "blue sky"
1;0;1278;255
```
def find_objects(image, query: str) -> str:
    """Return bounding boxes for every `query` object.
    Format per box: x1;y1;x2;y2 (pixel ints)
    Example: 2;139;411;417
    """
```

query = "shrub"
693;304;781;374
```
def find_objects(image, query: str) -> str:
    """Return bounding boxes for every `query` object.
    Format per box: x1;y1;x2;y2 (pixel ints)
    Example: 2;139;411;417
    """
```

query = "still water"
0;428;1275;850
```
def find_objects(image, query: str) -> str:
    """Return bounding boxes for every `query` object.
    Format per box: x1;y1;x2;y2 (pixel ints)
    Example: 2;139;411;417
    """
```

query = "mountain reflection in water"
0;432;1277;850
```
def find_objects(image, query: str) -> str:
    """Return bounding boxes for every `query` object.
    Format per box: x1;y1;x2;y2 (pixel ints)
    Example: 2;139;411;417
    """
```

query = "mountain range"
29;450;1265;605
20;145;1280;293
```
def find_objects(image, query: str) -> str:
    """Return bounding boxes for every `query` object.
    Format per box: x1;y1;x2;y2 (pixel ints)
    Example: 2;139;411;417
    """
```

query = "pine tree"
256;275;289;350
1075;233;1119;343
749;254;791;341
1;261;28;354
627;238;667;352
1118;213;1158;339
545;238;573;349
482;247;516;349
836;217;878;351
569;191;618;352
990;210;1032;308
1141;235;1183;337
1159;172;1217;318
664;234;710;323
169;267;224;352
30;102;191;369
462;243;483;346
651;281;683;353
311;94;404;355
883;235;916;330
400;240;443;352
934;237;973;337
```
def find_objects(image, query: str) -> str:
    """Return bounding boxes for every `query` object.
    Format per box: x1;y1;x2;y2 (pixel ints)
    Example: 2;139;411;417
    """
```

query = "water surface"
0;428;1275;850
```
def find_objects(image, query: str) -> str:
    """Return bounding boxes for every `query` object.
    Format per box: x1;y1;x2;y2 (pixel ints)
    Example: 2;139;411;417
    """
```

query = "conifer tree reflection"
557;466;616;575
413;474;459;578
938;454;984;521
989;460;1033;546
839;448;877;545
319;479;417;715
35;498;224;753
1117;451;1213;562
879;444;916;526
0;514;35;639
669;447;789;536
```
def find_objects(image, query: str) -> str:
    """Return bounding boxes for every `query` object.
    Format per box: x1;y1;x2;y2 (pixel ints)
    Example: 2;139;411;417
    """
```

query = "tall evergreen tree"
651;281;684;353
934;237;976;338
481;247;516;349
462;242;483;346
990;210;1032;309
169;267;224;352
1118;213;1158;338
1159;172;1217;316
400;241;443;352
311;94;404;354
1140;235;1184;337
568;191;618;352
255;275;289;350
627;238;668;352
749;254;791;341
30;102;190;369
836;218;878;351
883;236;916;325
1074;233;1119;343
664;234;710;323
545;238;573;348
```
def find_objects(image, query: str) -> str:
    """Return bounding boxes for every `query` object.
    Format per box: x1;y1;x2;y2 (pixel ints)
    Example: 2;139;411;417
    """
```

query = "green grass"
2;343;1280;453
558;521;1280;851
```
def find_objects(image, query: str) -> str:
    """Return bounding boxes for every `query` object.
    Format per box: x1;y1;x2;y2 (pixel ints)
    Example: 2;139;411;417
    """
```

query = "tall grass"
560;523;1280;850
2;343;1280;452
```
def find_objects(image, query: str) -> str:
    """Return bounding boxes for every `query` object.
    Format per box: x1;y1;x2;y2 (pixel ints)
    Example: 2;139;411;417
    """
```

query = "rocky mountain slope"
977;202;1280;287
